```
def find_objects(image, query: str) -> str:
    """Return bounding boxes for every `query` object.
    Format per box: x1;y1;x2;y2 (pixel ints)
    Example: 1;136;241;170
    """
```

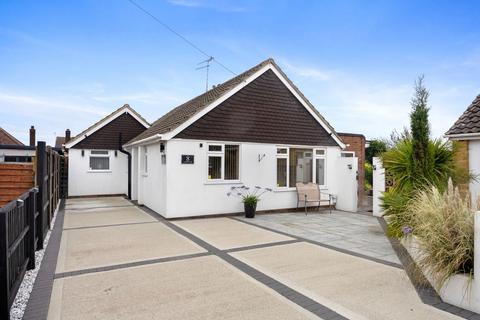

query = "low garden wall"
402;212;480;313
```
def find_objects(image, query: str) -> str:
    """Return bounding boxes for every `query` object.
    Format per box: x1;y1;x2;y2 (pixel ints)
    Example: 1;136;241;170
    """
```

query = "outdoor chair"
295;182;334;215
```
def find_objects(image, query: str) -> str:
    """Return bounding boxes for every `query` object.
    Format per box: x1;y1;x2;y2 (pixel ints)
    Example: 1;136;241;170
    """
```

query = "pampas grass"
407;180;474;289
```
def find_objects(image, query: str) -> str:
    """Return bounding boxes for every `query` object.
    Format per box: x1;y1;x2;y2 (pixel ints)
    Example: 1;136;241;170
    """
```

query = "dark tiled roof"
68;104;149;148
127;58;341;145
0;127;24;145
176;69;338;146
446;95;480;135
55;136;65;148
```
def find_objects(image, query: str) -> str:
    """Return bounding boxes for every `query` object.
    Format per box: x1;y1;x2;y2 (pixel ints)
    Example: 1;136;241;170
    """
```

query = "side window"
89;150;110;170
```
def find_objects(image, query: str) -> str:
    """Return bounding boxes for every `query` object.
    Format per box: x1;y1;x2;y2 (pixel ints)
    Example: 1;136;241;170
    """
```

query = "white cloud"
280;60;331;81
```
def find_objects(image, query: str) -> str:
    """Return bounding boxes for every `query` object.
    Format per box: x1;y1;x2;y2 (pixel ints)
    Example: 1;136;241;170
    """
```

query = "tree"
410;75;430;173
365;139;388;164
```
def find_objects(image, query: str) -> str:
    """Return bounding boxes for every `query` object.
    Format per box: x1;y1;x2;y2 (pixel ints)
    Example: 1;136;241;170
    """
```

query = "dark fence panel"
0;141;66;319
0;188;37;318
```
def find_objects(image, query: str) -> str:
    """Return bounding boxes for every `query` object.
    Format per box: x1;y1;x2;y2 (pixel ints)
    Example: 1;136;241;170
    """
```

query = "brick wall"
339;133;366;207
454;140;469;196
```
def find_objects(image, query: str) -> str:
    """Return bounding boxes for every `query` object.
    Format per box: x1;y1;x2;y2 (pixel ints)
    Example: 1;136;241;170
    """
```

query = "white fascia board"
123;134;162;148
268;67;345;149
445;132;480;140
65;106;149;149
161;64;273;141
162;62;345;149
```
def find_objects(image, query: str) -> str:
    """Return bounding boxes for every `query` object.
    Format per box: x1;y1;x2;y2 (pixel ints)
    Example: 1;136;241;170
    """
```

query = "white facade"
372;157;385;217
68;148;128;197
469;140;480;206
0;148;35;162
130;139;358;218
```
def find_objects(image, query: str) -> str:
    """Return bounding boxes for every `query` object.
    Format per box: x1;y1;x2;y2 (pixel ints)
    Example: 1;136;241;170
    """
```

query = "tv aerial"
196;56;214;92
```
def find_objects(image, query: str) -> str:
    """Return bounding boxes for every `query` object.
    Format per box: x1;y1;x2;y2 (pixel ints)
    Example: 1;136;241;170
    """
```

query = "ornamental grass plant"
407;180;474;288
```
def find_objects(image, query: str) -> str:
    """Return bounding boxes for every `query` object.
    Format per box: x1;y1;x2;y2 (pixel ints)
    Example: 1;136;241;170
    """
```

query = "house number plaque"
181;155;194;164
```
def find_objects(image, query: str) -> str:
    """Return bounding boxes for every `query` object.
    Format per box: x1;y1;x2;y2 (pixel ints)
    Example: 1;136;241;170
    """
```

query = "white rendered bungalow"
125;59;358;218
65;104;150;197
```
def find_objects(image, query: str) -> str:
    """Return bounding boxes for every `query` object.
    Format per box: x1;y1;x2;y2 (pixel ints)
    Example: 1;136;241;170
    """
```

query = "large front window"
207;144;239;181
276;147;326;188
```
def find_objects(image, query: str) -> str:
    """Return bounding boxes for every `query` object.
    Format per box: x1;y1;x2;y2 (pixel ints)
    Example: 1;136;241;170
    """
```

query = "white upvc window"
341;151;355;158
144;146;148;173
89;150;110;171
275;147;327;189
207;143;240;181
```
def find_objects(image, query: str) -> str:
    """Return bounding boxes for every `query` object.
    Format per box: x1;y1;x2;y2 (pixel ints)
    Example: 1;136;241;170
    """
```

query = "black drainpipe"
118;133;132;199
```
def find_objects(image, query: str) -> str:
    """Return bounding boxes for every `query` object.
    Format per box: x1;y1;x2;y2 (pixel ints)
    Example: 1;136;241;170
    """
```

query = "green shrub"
408;181;474;286
242;195;259;206
364;162;373;191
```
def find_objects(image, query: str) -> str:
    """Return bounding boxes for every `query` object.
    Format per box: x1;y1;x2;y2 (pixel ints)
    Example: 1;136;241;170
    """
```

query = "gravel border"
9;204;60;320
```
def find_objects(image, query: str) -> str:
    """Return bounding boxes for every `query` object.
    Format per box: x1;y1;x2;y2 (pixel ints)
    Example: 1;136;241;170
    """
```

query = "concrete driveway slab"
63;205;156;229
232;242;461;320
65;197;132;210
48;256;316;320
173;217;293;250
56;222;205;273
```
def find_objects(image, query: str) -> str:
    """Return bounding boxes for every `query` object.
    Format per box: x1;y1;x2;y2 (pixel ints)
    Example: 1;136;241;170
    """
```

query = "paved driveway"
44;197;462;320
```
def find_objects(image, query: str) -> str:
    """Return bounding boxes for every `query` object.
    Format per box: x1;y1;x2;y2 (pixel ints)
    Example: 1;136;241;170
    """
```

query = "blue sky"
1;0;479;145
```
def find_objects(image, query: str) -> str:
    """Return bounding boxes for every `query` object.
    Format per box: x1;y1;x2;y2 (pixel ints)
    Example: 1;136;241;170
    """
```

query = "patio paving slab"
63;205;156;229
232;242;461;320
65;196;132;210
173;217;293;250
48;256;316;320
56;222;205;273
238;211;401;265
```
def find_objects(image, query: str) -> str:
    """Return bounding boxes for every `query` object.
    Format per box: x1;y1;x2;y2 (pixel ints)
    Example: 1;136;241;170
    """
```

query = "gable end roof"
446;95;480;137
65;104;150;149
0;127;24;146
126;58;344;148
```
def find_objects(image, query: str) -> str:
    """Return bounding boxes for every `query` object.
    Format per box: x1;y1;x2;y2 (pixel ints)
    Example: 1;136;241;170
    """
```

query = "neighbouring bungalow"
65;104;150;197
0;126;36;163
446;94;480;204
124;58;359;218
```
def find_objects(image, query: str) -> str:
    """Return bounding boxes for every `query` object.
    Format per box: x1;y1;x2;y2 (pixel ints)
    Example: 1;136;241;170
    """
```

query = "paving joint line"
231;216;404;269
224;239;302;253
377;217;480;319
65;204;135;211
54;252;212;279
137;204;348;320
63;220;159;231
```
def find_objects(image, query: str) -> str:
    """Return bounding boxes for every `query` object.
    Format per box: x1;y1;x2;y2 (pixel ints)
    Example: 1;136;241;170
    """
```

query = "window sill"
274;186;329;192
87;170;112;173
204;180;243;185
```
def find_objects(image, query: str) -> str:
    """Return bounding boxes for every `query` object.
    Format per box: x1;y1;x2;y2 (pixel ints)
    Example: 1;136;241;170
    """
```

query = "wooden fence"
0;163;35;207
0;141;66;318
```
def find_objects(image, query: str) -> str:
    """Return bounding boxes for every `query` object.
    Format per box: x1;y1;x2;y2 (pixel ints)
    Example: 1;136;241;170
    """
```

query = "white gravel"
9;209;59;320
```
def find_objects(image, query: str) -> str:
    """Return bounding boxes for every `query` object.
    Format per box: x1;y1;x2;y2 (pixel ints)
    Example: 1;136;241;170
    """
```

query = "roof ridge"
0;127;24;145
446;93;480;135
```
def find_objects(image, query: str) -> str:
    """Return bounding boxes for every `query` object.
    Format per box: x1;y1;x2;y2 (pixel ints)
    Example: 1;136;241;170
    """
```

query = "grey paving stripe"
63;220;159;231
225;239;302;253
23;200;66;320
232;216;404;269
137;205;348;320
65;204;135;211
54;252;212;279
377;217;480;319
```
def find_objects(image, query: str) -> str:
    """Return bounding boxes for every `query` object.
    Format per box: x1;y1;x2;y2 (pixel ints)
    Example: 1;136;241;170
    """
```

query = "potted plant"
227;185;272;218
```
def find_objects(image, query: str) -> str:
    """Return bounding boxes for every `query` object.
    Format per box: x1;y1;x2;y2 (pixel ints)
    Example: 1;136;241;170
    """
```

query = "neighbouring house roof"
65;104;150;149
0;127;24;145
55;136;65;149
126;58;344;148
446;95;480;137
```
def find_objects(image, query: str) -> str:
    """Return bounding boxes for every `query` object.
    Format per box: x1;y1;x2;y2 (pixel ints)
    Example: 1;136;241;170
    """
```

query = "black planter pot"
244;203;257;218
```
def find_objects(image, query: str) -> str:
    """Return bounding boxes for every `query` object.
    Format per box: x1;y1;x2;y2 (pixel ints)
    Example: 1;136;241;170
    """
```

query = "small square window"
277;148;288;155
91;150;109;155
315;149;325;156
208;145;222;152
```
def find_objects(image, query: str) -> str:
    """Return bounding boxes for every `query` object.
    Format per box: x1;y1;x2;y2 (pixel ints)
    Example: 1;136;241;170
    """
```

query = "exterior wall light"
81;150;85;157
347;164;352;170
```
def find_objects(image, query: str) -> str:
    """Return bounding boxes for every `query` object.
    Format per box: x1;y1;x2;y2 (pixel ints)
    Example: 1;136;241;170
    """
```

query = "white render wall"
68;148;128;197
372;157;385;217
469;140;480;206
135;139;358;218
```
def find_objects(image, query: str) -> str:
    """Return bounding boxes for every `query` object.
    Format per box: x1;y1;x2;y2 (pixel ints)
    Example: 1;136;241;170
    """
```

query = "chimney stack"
65;129;71;143
29;125;36;147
